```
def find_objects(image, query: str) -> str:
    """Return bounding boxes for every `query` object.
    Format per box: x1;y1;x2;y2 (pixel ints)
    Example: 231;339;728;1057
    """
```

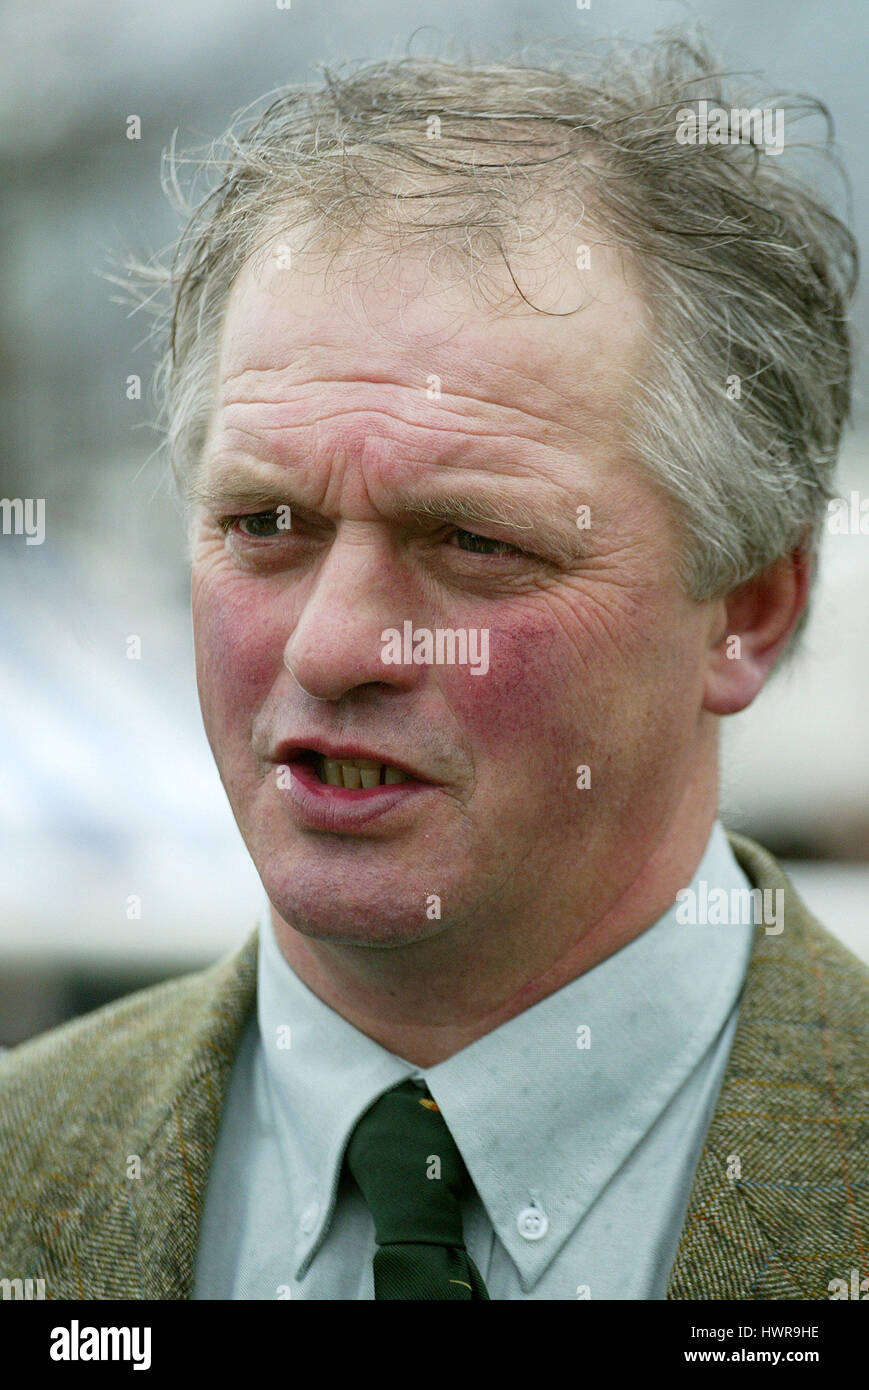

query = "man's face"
191;237;716;951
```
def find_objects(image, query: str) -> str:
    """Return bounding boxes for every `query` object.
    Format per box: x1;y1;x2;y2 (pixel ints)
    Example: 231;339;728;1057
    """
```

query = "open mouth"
296;751;411;789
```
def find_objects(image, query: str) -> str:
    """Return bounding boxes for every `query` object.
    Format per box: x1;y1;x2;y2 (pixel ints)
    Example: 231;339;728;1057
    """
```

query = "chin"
255;847;450;947
269;889;446;948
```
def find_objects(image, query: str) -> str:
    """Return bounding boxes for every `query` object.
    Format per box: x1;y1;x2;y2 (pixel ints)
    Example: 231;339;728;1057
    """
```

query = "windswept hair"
124;32;857;641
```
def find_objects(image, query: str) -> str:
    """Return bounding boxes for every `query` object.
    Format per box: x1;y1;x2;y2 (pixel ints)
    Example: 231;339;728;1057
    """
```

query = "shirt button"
299;1200;320;1234
517;1206;549;1240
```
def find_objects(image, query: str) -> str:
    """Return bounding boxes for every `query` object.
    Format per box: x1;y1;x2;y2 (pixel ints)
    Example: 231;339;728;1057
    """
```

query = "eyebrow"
191;470;585;564
189;473;295;515
403;493;535;533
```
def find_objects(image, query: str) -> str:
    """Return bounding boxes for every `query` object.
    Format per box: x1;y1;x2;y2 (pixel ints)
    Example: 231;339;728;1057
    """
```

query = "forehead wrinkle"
465;346;637;433
215;328;633;441
206;375;597;489
213;383;613;464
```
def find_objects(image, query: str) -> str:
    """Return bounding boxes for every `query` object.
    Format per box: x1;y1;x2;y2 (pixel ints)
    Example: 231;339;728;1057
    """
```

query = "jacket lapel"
667;832;869;1298
33;931;259;1299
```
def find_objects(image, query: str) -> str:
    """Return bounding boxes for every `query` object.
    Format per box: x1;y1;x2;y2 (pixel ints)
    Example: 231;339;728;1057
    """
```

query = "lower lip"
276;758;433;831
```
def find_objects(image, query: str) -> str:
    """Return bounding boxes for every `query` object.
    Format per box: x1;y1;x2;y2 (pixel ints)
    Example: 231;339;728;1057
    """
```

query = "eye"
450;528;525;558
220;510;288;538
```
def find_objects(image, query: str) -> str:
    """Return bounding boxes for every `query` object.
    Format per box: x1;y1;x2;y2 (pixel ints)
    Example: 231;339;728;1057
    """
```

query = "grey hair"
126;32;857;645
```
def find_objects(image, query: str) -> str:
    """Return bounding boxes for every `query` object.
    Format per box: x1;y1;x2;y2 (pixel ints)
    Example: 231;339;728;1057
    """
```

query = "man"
2;37;867;1300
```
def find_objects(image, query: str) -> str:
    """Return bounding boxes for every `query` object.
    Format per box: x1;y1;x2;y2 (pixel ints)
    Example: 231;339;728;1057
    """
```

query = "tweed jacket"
1;833;867;1300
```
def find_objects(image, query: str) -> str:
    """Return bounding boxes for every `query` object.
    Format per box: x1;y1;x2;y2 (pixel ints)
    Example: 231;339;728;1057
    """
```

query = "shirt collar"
257;821;754;1286
257;918;418;1277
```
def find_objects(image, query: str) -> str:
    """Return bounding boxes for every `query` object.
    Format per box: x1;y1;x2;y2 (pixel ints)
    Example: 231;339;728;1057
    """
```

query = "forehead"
213;230;650;435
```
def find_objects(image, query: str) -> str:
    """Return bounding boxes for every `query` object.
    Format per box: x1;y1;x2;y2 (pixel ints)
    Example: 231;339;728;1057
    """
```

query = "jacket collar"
36;932;259;1298
666;832;869;1299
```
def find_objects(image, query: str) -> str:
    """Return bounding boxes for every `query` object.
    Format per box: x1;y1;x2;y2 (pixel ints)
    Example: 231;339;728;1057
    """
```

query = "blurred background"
1;0;867;1046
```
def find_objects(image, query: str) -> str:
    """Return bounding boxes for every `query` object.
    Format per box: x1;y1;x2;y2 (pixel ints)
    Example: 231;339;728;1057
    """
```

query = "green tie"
346;1079;490;1300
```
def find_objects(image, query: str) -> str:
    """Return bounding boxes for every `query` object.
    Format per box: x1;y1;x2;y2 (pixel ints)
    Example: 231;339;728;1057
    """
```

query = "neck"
271;764;719;1066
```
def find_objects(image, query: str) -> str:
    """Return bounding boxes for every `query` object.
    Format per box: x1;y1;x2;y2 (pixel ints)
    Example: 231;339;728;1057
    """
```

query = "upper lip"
272;738;433;784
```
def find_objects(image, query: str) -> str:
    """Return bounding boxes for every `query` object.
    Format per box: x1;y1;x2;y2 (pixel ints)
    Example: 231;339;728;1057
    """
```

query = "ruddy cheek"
193;577;283;722
441;618;573;761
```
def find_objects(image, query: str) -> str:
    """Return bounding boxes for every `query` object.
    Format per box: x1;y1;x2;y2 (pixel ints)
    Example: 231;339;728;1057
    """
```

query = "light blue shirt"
193;821;755;1300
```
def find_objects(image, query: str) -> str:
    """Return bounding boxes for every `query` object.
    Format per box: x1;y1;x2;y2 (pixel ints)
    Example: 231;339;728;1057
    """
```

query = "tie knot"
346;1080;469;1247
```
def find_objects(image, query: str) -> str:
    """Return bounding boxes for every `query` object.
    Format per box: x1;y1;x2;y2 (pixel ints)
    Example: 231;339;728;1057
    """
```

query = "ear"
702;540;812;716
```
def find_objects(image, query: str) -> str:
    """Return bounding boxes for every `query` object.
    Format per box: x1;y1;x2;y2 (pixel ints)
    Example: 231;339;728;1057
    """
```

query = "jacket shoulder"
727;831;869;1103
728;830;869;997
0;934;258;1227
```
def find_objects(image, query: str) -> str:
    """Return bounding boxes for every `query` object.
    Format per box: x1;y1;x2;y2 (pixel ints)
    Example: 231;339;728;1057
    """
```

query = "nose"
282;530;419;702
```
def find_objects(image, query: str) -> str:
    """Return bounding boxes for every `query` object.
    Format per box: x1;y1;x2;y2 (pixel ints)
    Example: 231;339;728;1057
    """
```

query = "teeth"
315;755;410;788
322;758;342;786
